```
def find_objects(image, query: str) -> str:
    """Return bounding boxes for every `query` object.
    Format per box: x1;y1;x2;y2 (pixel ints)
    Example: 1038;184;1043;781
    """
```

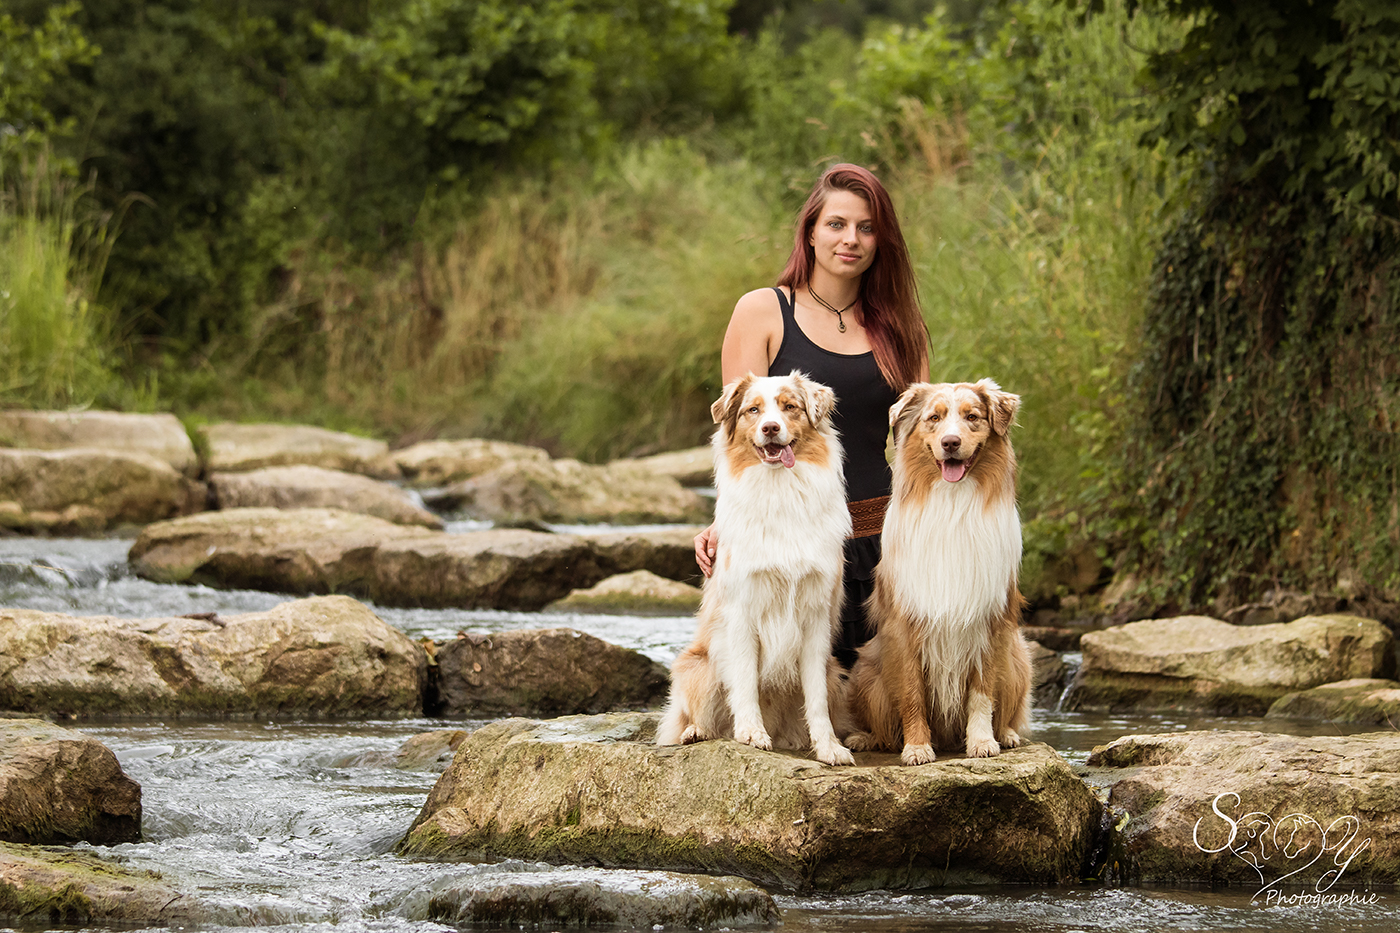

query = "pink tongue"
941;459;967;483
780;445;795;469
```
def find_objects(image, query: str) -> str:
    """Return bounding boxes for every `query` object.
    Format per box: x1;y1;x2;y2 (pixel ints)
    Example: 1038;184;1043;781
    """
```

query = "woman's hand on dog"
694;524;717;577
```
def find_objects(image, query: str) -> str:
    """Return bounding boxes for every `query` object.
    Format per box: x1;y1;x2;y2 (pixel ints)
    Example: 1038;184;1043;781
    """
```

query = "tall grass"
0;153;118;408
184;0;1172;531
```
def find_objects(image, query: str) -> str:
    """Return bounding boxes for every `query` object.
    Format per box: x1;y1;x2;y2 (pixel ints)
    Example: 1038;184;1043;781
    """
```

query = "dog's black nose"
762;421;781;437
941;435;961;453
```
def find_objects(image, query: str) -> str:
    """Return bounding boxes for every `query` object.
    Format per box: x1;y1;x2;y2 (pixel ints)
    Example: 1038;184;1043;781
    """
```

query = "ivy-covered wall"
1119;0;1400;609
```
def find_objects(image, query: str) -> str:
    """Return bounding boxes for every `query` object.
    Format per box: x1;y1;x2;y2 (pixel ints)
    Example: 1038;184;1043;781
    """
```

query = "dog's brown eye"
967;412;980;422
784;403;798;412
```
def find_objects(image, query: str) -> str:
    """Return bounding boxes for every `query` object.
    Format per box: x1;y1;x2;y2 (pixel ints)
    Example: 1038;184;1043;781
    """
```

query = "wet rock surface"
129;509;698;609
401;864;777;929
436;629;669;717
210;465;442;528
0;410;199;477
1086;731;1400;886
1065;614;1394;715
0;720;141;845
0;449;205;534
0;841;202;924
399;712;1103;892
0;595;426;719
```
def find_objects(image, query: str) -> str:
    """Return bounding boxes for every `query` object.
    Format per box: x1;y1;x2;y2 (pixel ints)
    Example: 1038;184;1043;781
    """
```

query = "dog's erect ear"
789;370;836;427
975;378;1021;436
889;382;930;444
711;374;755;428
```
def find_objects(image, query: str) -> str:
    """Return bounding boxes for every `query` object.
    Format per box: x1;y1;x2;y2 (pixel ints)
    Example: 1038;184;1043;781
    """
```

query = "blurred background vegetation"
2;0;1397;611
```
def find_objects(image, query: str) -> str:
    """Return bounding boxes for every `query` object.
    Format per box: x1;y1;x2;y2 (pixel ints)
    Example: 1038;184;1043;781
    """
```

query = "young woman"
694;163;930;666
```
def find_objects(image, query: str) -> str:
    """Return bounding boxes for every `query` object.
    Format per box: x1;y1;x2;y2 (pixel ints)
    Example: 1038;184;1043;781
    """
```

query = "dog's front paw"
901;743;936;766
966;736;1001;758
814;737;855;766
843;731;877;752
999;729;1024;749
680;725;713;745
734;723;773;751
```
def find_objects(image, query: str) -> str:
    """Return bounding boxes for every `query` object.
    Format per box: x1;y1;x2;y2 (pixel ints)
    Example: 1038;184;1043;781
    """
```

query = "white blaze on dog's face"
890;378;1020;484
712;372;835;471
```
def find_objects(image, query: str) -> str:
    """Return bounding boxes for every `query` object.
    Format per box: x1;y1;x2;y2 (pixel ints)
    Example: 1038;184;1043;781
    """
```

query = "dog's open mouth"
940;452;977;483
759;442;796;469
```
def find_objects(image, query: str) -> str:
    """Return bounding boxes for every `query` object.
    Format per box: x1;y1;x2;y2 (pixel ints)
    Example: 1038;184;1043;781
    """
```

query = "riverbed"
2;535;1396;932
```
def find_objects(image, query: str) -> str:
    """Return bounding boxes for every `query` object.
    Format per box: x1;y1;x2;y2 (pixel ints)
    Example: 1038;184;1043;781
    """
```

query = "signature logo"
1193;792;1373;901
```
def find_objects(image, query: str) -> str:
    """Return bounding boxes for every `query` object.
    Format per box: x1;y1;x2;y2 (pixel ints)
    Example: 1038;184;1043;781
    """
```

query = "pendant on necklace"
838;317;847;333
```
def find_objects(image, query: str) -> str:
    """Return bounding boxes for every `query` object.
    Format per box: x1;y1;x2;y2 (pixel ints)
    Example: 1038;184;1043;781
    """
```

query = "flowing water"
2;535;1397;932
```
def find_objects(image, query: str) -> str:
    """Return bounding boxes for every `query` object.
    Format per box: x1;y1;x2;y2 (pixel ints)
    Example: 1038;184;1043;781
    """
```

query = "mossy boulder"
430;458;711;525
129;508;697;609
399;712;1103;892
1086;731;1400;885
0;841;202;924
210;465;442;528
0;410;199;477
0;721;141;845
548;570;702;614
0;449;205;534
437;629;669;717
198;422;396;477
1065;614;1394;715
0;596;426;719
401;865;777;928
1266;678;1400;724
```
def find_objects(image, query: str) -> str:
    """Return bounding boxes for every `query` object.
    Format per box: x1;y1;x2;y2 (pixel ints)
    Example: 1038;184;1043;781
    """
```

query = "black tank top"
768;287;897;502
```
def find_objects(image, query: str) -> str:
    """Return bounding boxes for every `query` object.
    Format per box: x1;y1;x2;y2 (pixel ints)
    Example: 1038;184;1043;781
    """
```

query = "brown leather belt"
848;495;889;539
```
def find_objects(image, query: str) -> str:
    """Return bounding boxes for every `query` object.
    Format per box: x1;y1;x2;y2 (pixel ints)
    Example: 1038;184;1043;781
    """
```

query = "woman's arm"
699;289;785;575
720;288;784;383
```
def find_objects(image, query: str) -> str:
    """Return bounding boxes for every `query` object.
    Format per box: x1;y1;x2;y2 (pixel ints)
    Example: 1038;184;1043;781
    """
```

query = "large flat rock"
0;841;202;924
199;422;395;477
431;459;710;525
1087;731;1400;887
0;410;198;477
210;465;441;527
129;509;697;609
436;629;669;716
0;595;426;719
390;439;549;486
1065;614;1394;715
399;713;1102;892
0;720;141;845
401;865;776;928
617;446;714;487
547;570;702;615
0;449;205;534
1266;678;1400;724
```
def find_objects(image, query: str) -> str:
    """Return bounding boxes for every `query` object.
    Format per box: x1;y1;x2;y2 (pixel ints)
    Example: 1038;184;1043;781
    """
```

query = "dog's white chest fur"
882;480;1021;628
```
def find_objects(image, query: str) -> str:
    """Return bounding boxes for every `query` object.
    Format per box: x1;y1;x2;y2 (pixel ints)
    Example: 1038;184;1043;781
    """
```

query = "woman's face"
808;189;876;282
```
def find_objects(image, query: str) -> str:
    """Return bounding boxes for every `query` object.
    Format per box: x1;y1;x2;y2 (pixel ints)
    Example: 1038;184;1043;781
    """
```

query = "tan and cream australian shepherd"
834;379;1033;764
657;371;854;766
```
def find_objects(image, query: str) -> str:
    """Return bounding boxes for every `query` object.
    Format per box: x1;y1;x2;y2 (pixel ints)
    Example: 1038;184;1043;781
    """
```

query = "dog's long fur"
657;371;854;765
833;379;1033;764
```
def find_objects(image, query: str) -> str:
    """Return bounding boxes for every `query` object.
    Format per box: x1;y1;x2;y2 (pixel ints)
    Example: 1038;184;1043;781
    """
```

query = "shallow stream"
2;535;1396;932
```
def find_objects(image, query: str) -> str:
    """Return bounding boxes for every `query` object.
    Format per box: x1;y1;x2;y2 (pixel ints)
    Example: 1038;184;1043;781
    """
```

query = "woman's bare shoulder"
730;286;785;325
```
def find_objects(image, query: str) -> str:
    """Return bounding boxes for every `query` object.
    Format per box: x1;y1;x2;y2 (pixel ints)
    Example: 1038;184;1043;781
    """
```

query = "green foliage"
0;152;119;407
1116;0;1400;607
0;1;94;152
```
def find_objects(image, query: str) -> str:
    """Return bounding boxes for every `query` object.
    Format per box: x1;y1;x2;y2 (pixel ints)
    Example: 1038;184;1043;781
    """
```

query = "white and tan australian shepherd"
834;379;1033;765
657;371;855;766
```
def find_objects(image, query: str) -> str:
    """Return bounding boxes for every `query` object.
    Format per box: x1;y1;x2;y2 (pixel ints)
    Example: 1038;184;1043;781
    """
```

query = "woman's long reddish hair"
777;164;928;390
